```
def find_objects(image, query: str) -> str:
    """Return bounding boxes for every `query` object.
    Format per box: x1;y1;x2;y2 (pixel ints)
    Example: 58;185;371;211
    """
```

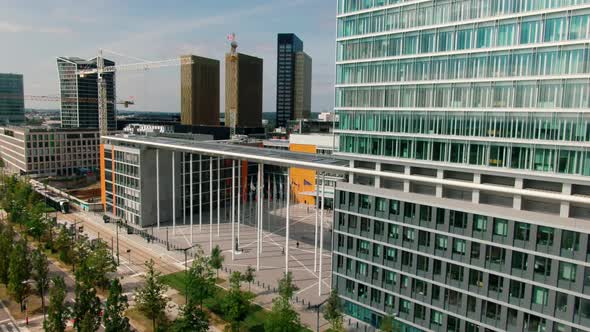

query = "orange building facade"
289;143;317;205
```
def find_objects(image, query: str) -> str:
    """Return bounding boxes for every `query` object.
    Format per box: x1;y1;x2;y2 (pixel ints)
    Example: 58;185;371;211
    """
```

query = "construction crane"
0;94;134;106
76;49;193;137
227;33;238;138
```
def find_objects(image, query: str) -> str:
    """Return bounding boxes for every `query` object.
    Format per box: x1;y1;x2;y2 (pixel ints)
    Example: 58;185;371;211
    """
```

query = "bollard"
295;296;298;302
307;303;310;309
257;281;260;286
356;322;359;328
364;326;367;332
302;299;305;305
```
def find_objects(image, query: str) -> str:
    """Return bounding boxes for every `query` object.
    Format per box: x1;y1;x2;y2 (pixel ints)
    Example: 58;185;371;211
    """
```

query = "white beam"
199;155;202;232
314;173;319;272
156;149;160;229
210;157;213;253
237;160;241;246
172;152;175;234
190;154;193;243
285;171;290;274
217;157;220;237
319;172;325;296
231;160;235;260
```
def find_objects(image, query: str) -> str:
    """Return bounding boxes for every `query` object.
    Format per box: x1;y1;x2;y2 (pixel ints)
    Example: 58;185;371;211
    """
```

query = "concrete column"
285;171;290;274
182;153;186;227
561;183;572;218
513;178;523;210
314;172;319;272
472;173;481;204
403;166;411;192
349;160;354;184
237;160;241;246
436;169;443;198
156;149;160;229
375;163;381;188
217;157;220;237
209;157;213;252
172;152;175;233
231;160;235;260
256;163;262;271
319;172;326;296
190;154;194;243
199;155;202;232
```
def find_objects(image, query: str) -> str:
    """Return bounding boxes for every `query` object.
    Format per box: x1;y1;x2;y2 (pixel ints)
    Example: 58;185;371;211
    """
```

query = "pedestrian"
296;241;299;248
282;247;285;255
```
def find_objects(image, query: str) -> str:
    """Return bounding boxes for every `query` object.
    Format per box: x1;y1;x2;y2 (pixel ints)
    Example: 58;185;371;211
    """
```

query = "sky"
0;0;337;113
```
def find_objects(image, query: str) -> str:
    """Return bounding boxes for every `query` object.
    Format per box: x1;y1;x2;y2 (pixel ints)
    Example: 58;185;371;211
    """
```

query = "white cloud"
0;20;71;34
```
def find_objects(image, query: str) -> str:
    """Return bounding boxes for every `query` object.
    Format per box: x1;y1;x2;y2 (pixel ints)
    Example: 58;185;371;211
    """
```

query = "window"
371;288;381;303
358;284;367;299
419;205;432;222
357;262;368;276
404;203;416;219
534;256;552;277
511;251;528;271
389;200;400;215
384;270;396;285
400;299;411;314
532;286;549;306
430;310;443;326
358;240;370;254
453;239;466;255
537;226;554;246
473;215;487;232
414;304;425;320
385;247;397;261
385;294;394;308
561;231;580;252
360;194;371;209
361;218;370;232
373;244;381;258
376;197;387;212
509;280;525;299
493;218;508;237
515;222;530;241
346;279;355;294
435;235;448;250
559;262;577;282
388;224;399;239
403;228;415;242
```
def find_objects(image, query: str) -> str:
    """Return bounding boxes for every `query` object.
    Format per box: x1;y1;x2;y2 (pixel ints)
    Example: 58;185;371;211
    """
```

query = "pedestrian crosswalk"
0;321;18;332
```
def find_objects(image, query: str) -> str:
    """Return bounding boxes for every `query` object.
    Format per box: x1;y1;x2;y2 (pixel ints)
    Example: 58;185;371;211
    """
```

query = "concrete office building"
57;57;116;130
0;126;100;176
276;33;304;127
334;1;590;331
294;52;312;121
225;52;263;128
180;55;220;126
0;73;25;125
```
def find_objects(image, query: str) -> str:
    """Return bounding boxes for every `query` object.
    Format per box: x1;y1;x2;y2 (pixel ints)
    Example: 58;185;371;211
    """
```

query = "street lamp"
174;243;200;303
315;298;329;332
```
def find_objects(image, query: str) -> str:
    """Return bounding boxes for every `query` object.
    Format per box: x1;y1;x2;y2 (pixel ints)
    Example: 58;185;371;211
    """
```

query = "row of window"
335;80;590;109
340;134;590;175
337;0;589;16
337;47;589;84
337;111;590;143
337;13;590;61
338;0;590;36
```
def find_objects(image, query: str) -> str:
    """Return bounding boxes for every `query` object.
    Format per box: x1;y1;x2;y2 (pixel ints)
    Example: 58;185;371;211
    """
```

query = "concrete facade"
225;52;263;128
180;55;220;126
0;73;25;125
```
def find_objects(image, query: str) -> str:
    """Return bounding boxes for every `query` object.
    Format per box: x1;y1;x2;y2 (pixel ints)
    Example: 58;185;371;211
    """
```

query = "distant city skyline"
0;0;336;114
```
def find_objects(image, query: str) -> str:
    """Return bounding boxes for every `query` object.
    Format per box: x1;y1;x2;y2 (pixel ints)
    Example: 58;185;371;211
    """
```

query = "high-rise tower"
276;33;308;128
333;1;590;331
180;55;220;126
0;73;25;125
57;57;116;130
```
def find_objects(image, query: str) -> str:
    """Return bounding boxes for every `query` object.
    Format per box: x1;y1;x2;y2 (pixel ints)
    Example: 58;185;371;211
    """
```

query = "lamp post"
174;243;200;303
315;298;329;332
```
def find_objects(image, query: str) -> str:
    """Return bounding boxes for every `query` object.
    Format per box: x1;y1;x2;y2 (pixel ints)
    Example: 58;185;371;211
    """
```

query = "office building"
180;55;220;126
0;126;100;176
225;52;263;128
334;1;590;331
277;33;303;127
0;73;25;125
294;52;312;120
57;57;116;130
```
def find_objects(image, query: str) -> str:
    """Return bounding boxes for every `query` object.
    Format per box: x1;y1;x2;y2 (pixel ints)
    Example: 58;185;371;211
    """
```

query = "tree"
44;276;68;332
0;225;14;286
265;297;301;332
222;272;252;332
103;279;131;332
324;289;344;332
278;272;298;300
243;265;255;291
31;249;50;318
135;260;168;331
76;240;116;289
171;301;209;332
380;315;402;332
54;227;74;265
8;240;30;311
187;249;215;309
209;245;224;279
72;282;101;332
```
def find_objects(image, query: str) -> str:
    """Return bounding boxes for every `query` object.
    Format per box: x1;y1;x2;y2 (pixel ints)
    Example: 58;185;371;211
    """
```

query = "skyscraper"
0;73;25;125
334;1;590;331
57;57;116;130
225;52;263;128
180;55;220;126
294;52;312;121
276;33;305;128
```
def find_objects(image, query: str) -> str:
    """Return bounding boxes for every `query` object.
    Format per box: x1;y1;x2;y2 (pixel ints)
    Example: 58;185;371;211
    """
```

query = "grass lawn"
0;286;44;321
161;271;310;332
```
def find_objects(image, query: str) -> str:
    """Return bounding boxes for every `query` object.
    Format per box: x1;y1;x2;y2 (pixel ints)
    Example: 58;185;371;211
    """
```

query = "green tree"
72;282;101;332
0;225;15;286
380;315;402;332
278;272;298;300
44;276;68;332
103;279;131;332
324;289;344;332
265;297;301;332
171;300;209;332
8;239;30;311
54;227;74;265
135;260;168;331
76;240;116;289
31;249;50;317
209;245;224;279
25;202;47;241
222;272;252;332
187;248;215;309
243;265;255;291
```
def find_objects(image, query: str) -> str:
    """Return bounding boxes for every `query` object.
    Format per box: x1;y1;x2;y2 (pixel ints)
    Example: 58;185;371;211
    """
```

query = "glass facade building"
57;57;116;130
0;73;25;125
277;33;304;128
333;1;590;331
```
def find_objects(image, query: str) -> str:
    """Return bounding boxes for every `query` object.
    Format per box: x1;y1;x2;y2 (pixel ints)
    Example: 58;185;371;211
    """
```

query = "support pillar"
256;163;262;271
231;160;236;260
237;160;241;246
156;149;160;229
314;173;319;272
172;152;175;234
217;157;220;237
209;157;213;253
285;171;290;274
199;155;202;232
182;152;185;227
190;154;194;243
319;172;326;296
